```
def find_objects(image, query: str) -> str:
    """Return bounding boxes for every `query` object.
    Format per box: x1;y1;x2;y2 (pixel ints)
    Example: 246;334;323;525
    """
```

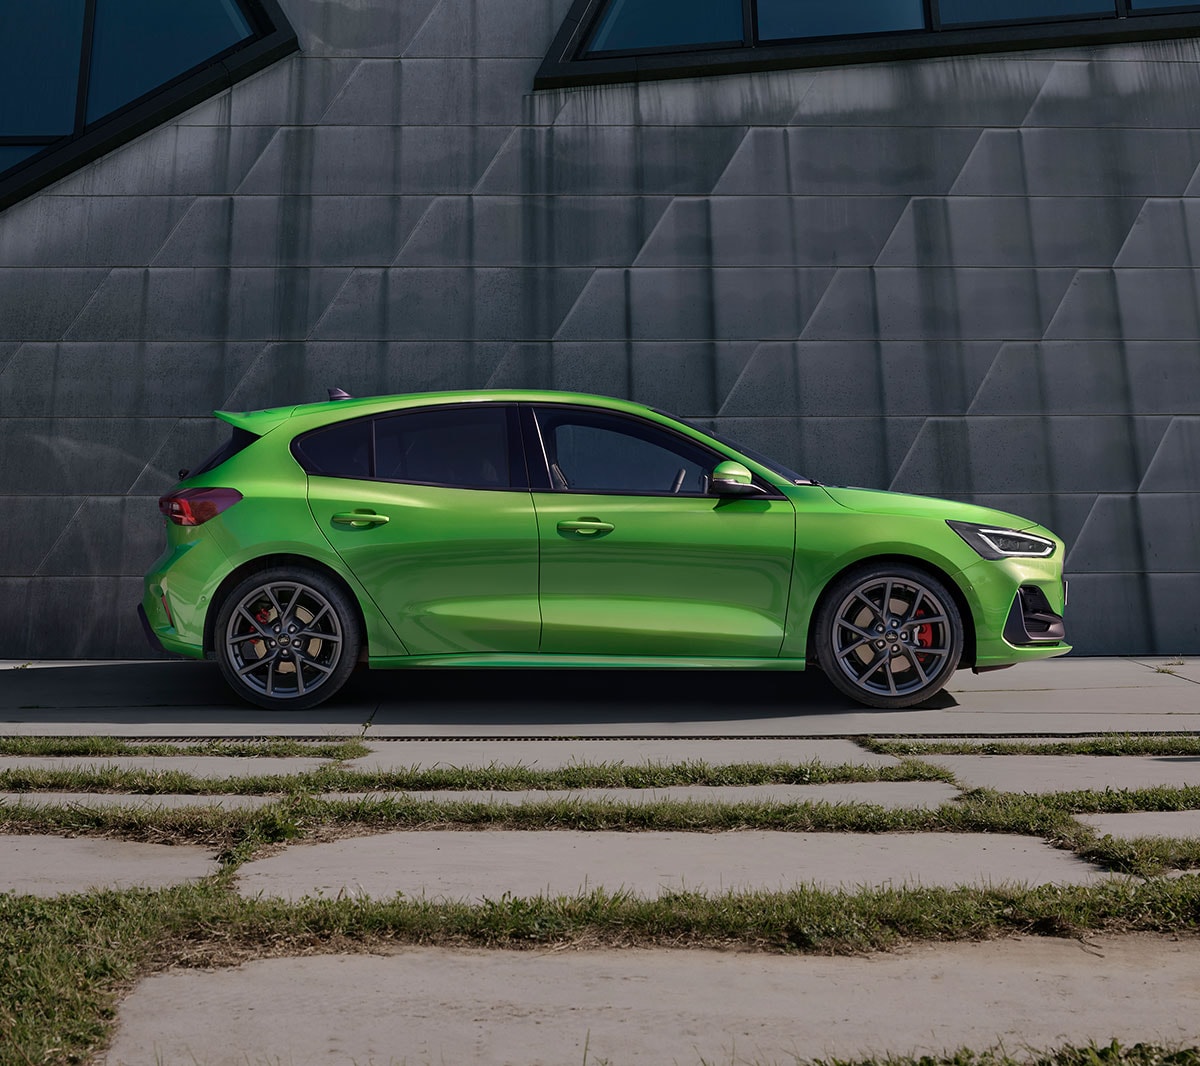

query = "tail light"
158;488;242;526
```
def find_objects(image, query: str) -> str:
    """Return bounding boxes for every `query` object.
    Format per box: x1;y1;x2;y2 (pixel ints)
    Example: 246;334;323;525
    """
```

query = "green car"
140;390;1069;711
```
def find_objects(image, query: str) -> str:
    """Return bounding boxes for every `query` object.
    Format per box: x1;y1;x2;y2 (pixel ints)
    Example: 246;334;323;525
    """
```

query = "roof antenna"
328;387;352;401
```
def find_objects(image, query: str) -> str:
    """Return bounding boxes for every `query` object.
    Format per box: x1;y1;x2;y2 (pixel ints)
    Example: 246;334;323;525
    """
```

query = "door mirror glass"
710;460;765;497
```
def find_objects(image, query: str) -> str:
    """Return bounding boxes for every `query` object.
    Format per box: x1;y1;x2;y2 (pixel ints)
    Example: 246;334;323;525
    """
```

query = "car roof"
215;390;660;435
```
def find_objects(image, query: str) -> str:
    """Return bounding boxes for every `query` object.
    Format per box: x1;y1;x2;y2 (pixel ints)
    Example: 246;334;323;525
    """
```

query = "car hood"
821;486;1040;530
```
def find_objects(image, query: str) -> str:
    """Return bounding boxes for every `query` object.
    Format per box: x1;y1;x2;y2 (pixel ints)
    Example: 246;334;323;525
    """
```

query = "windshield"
667;415;817;486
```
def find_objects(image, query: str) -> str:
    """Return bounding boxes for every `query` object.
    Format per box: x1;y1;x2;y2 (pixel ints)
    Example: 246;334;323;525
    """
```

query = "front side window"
533;408;717;496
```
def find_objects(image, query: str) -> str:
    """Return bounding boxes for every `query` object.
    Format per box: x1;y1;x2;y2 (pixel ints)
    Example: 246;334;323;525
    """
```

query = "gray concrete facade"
1;0;1198;658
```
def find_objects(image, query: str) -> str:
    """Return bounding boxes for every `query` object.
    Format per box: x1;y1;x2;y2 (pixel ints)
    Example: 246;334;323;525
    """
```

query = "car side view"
140;390;1069;711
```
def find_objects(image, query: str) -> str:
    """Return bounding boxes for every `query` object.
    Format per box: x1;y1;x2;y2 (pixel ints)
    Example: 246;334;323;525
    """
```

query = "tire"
814;564;963;710
213;566;360;711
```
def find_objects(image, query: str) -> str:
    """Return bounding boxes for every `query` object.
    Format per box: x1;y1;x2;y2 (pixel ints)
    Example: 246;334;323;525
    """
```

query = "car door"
525;404;796;658
301;403;541;656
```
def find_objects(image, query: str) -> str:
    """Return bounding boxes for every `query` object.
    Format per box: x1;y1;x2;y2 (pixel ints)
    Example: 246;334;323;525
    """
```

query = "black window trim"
535;0;1200;89
291;401;531;493
0;0;297;213
522;402;787;500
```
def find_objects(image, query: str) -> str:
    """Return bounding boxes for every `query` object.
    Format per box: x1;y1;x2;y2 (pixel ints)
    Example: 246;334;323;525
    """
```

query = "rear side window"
292;419;371;478
375;406;514;489
292;405;522;489
190;426;259;477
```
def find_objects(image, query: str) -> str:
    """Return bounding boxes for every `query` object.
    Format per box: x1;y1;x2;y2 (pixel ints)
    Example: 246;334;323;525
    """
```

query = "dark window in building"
0;0;295;213
292;421;373;480
937;0;1115;25
86;0;253;122
757;0;925;42
538;0;1200;88
0;0;87;138
374;407;515;490
585;0;744;53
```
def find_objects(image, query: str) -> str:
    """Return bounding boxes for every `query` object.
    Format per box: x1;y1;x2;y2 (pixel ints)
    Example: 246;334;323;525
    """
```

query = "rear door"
301;403;541;655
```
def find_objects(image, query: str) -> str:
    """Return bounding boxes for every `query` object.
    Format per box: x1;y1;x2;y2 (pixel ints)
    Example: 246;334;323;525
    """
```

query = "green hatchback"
140;390;1069;710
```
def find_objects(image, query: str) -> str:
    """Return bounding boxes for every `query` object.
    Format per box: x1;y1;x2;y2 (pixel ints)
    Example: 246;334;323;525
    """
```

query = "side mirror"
710;460;766;497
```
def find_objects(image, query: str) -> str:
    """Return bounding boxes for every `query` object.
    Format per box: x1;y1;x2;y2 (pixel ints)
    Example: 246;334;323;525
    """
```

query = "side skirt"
368;653;809;671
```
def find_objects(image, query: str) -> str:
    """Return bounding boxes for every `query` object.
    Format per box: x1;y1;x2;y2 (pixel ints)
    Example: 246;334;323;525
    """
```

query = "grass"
800;1046;1200;1066
862;736;1200;758
0;736;369;760
0;757;953;795
4;878;1200;1066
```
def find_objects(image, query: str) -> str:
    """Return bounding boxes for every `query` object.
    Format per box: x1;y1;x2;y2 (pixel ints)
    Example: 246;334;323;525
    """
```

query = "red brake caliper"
914;608;933;650
251;607;272;654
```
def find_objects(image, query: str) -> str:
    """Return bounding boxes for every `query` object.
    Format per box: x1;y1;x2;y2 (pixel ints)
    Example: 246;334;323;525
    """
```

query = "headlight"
947;520;1056;560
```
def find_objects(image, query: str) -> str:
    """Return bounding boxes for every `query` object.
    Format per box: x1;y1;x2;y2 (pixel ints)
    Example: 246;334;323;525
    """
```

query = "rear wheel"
815;564;963;709
214;567;360;710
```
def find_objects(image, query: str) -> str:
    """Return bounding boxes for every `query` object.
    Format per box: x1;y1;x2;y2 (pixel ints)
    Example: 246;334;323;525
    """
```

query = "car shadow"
0;659;957;728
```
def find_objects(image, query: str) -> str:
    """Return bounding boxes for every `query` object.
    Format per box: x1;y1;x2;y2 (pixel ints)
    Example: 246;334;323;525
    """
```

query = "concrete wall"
1;0;1198;658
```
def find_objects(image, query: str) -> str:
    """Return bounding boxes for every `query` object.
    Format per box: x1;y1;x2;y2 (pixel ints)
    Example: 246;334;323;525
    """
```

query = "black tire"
814;564;963;710
213;566;360;711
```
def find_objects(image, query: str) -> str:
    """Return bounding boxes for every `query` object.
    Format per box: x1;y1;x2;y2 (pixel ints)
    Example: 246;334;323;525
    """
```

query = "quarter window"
292;420;372;480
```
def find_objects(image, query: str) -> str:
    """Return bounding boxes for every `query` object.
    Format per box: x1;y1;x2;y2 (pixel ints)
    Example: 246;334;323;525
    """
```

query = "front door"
527;405;796;658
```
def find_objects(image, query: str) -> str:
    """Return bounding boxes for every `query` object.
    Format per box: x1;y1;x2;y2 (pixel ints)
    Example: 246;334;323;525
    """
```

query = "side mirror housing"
710;460;766;497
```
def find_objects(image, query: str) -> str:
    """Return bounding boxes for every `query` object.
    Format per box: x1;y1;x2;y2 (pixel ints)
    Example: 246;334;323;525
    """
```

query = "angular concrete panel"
63;268;352;342
0;497;85;576
398;196;670;267
793;57;1054;127
0;419;175;494
320;59;535;126
951;129;1200;196
0;576;153;657
405;0;577;58
35;495;163;577
178;57;362;127
477;126;749;195
312;267;594;341
719;341;1001;417
715;128;981;196
236;126;510;196
1046;270;1200;341
877;197;1143;268
802;268;1074;341
0;270;109;341
284;0;442;56
1026;59;1200;129
1056;573;1154;655
1116;199;1200;268
635;196;909;268
1139;417;1200;492
153;196;435;268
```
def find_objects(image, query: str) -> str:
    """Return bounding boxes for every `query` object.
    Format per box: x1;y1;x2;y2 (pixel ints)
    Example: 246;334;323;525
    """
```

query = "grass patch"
0;757;953;796
4;879;1200;1066
801;1044;1199;1066
0;736;368;760
862;735;1200;758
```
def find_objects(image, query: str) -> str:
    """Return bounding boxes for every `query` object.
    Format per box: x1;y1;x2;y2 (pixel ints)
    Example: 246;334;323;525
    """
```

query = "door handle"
332;511;390;527
557;518;614;535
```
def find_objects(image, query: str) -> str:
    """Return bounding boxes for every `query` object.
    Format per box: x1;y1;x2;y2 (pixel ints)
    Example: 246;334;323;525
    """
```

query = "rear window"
189;426;259;478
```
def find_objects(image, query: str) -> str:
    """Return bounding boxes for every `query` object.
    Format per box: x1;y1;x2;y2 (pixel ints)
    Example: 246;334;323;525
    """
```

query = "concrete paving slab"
947;658;1190;691
349;738;897;770
916;754;1200;793
1078;810;1200;839
0;792;277;811
0;756;329;777
1128;658;1200;685
235;829;1109;902
321;782;961;809
0;833;217;896
102;935;1200;1066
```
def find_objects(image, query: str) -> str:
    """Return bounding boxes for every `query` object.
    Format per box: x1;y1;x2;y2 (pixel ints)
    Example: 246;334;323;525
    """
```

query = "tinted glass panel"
293;421;372;480
375;407;512;489
0;147;44;172
86;0;253;123
587;0;743;53
535;409;714;496
938;0;1114;24
1129;0;1200;6
757;0;925;40
0;0;86;137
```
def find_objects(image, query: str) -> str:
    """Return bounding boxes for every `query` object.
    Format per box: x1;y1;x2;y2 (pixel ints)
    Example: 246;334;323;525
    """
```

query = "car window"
291;419;371;479
532;407;715;496
375;405;513;489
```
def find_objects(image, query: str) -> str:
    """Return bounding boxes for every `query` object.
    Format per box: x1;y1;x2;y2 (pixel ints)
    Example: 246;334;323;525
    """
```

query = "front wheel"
814;565;963;709
214;567;360;710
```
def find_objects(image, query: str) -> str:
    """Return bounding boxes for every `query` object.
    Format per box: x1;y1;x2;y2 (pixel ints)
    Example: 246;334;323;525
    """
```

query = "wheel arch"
806;554;977;669
202;553;369;658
